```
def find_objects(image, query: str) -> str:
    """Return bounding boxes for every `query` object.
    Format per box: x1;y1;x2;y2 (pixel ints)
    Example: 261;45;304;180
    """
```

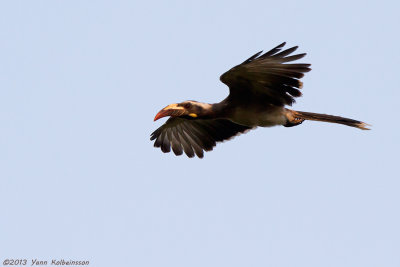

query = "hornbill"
151;43;369;158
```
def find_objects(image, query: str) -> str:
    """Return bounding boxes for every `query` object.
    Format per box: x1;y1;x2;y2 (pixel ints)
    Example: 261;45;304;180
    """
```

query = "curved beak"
154;104;186;121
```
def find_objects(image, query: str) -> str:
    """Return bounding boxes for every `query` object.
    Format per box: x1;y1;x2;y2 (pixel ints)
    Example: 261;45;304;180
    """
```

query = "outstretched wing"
150;117;253;158
220;42;311;106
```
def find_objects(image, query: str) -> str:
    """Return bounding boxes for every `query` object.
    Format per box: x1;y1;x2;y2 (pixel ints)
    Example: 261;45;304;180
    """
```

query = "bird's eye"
184;103;191;109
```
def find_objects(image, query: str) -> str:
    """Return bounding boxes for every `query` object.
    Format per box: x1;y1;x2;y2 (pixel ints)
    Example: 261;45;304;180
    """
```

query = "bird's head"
154;100;211;121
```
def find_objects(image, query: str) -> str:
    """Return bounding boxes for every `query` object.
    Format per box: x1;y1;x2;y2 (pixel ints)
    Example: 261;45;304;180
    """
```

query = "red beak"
154;104;185;121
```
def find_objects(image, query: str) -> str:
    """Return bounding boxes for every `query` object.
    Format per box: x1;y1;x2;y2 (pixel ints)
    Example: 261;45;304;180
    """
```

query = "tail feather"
292;110;370;130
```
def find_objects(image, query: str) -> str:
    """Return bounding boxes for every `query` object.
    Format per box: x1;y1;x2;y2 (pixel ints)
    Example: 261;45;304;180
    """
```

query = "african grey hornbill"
150;42;369;158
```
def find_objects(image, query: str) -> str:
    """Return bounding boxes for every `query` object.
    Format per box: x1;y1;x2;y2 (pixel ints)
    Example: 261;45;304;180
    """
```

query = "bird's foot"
284;117;304;127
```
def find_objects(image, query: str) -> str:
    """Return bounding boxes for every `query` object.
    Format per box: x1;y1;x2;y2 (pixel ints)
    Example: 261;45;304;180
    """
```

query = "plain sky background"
1;1;399;266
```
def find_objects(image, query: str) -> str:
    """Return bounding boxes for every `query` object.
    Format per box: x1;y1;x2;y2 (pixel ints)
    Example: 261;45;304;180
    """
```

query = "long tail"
290;110;370;130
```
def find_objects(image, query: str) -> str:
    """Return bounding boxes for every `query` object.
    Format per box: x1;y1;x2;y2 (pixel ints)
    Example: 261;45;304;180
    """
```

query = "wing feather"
182;130;204;158
176;124;195;158
170;128;183;156
270;46;298;58
259;42;286;58
160;131;171;153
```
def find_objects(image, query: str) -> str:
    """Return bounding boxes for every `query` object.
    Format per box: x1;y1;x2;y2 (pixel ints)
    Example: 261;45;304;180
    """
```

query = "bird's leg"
283;110;305;127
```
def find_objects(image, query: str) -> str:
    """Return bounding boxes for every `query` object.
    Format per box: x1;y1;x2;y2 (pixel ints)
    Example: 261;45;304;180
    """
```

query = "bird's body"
151;43;369;158
226;103;287;127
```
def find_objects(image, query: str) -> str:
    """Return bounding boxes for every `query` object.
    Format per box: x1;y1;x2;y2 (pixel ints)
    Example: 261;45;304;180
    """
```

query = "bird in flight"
151;42;369;158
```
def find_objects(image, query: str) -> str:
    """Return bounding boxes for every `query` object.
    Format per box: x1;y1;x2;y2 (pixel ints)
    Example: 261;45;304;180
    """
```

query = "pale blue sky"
1;1;399;266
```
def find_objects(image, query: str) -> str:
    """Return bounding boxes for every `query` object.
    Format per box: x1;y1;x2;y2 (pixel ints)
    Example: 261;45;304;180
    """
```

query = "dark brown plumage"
151;43;369;158
150;117;251;158
220;43;310;106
